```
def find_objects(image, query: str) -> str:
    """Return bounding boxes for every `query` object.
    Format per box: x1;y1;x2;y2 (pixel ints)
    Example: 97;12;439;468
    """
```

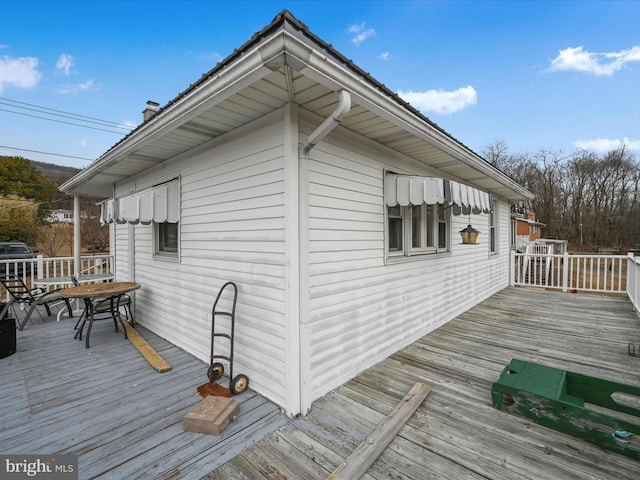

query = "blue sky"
1;0;639;169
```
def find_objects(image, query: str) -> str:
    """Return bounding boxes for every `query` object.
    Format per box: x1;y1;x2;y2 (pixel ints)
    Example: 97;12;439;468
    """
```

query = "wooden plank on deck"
119;322;172;372
327;382;431;480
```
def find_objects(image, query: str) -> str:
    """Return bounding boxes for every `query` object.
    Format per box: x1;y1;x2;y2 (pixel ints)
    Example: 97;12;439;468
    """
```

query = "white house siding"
302;129;512;409
111;113;290;408
113;223;130;280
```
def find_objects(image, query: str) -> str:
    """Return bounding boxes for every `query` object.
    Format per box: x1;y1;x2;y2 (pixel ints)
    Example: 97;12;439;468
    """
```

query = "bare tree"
37;223;72;257
483;141;640;251
528;150;568;240
482;140;536;215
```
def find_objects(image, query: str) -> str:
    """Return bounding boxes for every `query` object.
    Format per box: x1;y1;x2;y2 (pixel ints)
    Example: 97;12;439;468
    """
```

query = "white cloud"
202;51;223;63
397;86;478;115
549;45;640;76
348;22;376;46
380;51;390;61
0;55;41;93
573;137;640;151
56;53;75;75
347;22;365;33
57;79;99;94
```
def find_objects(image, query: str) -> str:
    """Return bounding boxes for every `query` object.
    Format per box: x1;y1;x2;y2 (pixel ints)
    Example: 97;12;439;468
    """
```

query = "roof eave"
60;9;534;203
60;47;277;196
283;34;534;201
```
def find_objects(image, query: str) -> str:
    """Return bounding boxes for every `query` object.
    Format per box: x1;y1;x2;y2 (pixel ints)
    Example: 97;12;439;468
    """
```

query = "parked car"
0;242;36;277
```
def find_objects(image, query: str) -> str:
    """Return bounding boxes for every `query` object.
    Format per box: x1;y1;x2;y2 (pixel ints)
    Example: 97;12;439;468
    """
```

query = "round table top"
60;281;141;298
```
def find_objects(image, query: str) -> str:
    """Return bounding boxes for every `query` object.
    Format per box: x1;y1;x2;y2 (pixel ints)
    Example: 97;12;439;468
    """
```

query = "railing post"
510;250;515;286
636;256;640;315
562;251;569;293
629;252;640;316
36;255;44;279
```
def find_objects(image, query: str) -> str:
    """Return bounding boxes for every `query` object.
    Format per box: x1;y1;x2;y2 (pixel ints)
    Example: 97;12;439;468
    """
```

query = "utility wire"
0;96;135;130
0;145;95;162
0;108;130;134
0;96;136;161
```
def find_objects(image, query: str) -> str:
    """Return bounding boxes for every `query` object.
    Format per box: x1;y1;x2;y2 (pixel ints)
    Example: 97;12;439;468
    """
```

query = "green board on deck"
492;359;640;460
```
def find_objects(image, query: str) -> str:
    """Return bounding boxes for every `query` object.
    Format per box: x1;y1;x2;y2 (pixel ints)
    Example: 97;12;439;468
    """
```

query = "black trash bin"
0;302;16;358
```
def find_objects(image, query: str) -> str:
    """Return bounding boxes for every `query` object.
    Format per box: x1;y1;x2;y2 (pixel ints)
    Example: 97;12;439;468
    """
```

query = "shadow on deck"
0;315;286;479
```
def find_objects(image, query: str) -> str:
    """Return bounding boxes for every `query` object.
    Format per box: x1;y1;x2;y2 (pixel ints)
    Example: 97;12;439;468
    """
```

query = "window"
155;221;179;258
388;206;403;252
384;173;491;258
388;203;450;257
489;200;497;255
510;217;516;250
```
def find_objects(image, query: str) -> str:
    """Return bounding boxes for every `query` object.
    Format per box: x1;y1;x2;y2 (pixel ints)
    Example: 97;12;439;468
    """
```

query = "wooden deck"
204;287;640;480
0;314;287;479
3;287;640;479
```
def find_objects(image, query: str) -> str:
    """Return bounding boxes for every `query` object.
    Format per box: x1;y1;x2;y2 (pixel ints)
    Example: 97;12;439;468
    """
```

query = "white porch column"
73;195;81;277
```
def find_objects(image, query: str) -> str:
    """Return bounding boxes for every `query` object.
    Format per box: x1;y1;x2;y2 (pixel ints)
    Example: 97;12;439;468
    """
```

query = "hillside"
31;160;81;186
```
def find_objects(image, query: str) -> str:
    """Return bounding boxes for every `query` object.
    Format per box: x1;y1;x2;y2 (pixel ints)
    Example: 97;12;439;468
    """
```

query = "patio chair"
0;275;72;330
71;276;133;335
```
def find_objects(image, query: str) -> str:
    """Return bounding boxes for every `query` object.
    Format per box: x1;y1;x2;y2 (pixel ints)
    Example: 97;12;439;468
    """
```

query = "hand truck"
206;281;249;395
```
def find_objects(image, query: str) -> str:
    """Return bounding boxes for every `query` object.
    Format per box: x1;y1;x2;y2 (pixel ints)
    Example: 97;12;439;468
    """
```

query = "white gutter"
300;89;351;156
279;32;532;200
60;44;277;195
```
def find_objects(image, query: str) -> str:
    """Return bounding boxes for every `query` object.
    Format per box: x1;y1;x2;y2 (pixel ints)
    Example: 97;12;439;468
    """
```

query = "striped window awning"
385;174;492;215
100;178;180;225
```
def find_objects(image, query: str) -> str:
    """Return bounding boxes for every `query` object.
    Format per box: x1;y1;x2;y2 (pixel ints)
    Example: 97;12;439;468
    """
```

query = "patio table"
61;281;141;348
34;273;114;321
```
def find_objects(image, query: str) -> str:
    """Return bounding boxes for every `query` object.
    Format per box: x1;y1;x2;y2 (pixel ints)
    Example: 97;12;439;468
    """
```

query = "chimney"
528;212;536;220
142;100;160;122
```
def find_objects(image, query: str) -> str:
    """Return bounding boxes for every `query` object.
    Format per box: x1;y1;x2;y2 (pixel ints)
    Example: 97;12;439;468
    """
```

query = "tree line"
483;141;640;252
3;146;640;255
0;156;108;256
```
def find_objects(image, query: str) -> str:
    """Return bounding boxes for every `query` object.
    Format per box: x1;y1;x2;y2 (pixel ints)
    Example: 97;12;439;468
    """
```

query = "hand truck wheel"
231;374;249;395
207;362;224;382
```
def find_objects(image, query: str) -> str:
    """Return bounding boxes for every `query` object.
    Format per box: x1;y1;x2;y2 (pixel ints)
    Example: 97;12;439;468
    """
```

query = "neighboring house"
46;209;74;223
512;212;545;252
46;209;95;223
60;10;533;416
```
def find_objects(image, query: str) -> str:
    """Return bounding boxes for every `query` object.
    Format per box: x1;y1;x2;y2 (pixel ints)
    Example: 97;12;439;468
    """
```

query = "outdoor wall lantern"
459;224;480;244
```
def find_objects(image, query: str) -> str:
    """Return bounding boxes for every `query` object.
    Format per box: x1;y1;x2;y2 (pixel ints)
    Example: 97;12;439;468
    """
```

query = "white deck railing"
628;252;640;316
511;250;629;294
1;254;114;300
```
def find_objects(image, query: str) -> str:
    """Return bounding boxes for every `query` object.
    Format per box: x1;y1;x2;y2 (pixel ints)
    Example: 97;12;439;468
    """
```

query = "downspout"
300;89;351;157
297;89;351;416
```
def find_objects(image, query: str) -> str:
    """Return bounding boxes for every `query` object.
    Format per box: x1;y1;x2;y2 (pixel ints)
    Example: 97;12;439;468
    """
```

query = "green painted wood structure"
492;359;640;460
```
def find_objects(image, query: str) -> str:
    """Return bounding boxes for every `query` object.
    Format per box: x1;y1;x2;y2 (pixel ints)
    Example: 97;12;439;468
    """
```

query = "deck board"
203;287;640;480
0;315;287;479
4;287;640;479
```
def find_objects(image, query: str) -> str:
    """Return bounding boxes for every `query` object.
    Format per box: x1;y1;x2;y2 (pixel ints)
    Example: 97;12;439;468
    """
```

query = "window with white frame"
388;203;450;256
100;177;181;260
489;199;497;255
155;221;179;256
385;173;492;258
152;179;181;259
